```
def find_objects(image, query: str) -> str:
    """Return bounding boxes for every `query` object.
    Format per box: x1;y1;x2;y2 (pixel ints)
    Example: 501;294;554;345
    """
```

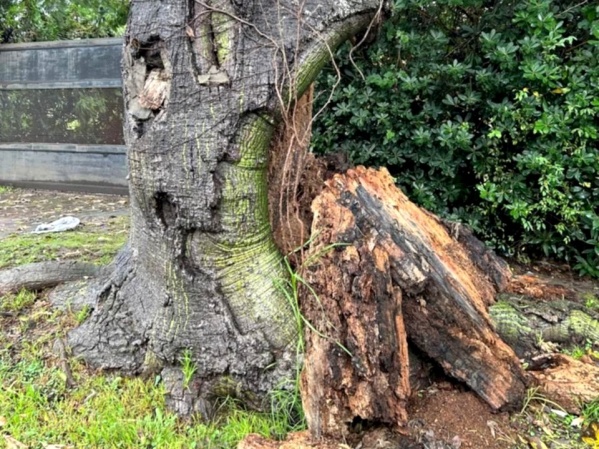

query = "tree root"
0;261;103;296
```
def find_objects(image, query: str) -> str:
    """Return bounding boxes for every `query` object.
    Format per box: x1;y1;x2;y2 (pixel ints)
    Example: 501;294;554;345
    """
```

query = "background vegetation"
0;0;128;42
313;0;599;277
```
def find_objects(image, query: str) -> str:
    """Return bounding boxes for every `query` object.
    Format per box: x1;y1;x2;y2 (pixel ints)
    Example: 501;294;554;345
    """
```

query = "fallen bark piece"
301;167;526;440
506;274;575;301
530;354;599;414
0;261;102;296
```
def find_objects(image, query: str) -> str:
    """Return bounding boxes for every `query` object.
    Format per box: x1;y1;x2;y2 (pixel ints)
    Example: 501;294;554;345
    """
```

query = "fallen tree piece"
301;167;527;439
0;261;102;296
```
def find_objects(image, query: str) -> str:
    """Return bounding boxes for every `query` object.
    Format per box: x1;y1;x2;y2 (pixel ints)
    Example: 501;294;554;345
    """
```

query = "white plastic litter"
32;216;81;234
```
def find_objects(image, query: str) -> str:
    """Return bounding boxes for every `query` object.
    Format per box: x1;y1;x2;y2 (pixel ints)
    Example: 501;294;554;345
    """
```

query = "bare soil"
0;188;128;238
408;386;518;449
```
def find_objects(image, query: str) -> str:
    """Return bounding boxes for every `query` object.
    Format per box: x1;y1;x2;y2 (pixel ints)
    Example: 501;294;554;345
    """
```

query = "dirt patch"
0;188;128;238
508;260;599;303
408;385;518;448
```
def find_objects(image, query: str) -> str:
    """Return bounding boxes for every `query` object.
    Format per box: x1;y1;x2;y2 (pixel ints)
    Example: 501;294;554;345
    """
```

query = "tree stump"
300;167;527;439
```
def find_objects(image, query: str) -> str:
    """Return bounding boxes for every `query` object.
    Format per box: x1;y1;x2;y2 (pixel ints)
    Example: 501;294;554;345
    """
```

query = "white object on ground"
32;216;80;234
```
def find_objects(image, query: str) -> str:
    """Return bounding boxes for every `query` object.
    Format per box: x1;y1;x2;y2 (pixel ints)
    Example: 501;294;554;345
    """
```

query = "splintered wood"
300;167;527;439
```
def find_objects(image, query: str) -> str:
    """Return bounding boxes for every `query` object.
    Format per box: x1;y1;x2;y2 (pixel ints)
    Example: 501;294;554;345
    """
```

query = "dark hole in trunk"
154;191;177;229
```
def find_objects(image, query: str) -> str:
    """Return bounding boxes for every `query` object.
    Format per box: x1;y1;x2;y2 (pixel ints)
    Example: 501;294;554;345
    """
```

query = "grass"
0;185;13;194
505;387;599;449
0;289;37;312
0;294;304;449
0;216;128;269
0;359;296;448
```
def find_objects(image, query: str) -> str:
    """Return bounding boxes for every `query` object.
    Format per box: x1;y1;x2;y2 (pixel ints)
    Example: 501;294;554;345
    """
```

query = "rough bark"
68;0;387;411
0;261;102;296
490;292;599;360
300;167;527;439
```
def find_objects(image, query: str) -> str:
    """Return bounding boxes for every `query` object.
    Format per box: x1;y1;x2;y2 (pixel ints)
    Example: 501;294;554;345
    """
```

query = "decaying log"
300;167;527;439
0;261;102;296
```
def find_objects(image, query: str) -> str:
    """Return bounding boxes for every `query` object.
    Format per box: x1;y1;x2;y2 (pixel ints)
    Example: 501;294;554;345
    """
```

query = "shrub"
0;0;128;43
313;0;599;276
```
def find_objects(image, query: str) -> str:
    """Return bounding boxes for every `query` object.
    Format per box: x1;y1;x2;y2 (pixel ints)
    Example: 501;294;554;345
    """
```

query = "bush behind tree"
313;0;599;277
0;0;128;43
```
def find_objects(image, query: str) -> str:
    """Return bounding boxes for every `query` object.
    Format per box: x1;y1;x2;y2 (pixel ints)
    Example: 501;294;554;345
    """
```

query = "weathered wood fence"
0;38;127;193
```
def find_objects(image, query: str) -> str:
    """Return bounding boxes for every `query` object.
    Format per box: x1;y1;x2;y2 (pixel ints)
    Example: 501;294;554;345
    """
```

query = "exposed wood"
300;167;527;439
301;236;410;439
0;261;102;296
268;84;321;259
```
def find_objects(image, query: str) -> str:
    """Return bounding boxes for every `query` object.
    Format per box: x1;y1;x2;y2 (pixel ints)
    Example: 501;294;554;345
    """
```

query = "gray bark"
0;261;102;296
68;0;387;411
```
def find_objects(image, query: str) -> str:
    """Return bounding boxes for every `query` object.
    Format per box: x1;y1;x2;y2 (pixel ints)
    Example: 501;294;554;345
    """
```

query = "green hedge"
313;0;599;276
0;0;128;43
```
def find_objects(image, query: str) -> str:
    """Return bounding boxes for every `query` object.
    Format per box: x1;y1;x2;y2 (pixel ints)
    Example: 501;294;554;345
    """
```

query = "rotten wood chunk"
301;167;526;439
138;68;168;110
530;354;599;414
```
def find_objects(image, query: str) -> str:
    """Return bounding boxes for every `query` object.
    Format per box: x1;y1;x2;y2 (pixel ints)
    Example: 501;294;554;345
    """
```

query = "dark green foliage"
0;0;128;43
313;0;599;276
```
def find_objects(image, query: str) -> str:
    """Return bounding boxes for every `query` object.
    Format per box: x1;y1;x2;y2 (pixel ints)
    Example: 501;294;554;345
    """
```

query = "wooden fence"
0;38;127;193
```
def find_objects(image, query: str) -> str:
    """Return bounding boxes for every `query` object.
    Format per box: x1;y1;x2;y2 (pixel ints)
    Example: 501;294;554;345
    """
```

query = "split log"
300;167;527;439
0;261;102;296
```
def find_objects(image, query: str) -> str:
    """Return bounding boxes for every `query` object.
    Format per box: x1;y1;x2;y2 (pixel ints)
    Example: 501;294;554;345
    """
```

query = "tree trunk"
68;0;386;412
300;167;527;439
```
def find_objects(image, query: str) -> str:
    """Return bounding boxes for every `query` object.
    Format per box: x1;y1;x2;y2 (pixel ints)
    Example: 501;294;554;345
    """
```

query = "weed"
582;423;599;448
75;304;91;324
562;340;597;360
0;185;13;194
569;346;587;360
181;349;197;389
583;398;599;424
0;289;37;312
584;295;599;311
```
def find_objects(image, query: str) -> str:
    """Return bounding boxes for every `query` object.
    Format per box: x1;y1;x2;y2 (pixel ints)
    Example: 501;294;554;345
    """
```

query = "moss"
213;12;232;65
489;301;533;341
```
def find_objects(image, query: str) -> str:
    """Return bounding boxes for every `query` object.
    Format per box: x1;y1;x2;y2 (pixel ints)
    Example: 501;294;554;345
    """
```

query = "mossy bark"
68;0;386;413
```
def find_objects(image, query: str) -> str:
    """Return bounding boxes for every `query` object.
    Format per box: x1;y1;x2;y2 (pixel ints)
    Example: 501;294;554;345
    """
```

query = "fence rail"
0;38;127;193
